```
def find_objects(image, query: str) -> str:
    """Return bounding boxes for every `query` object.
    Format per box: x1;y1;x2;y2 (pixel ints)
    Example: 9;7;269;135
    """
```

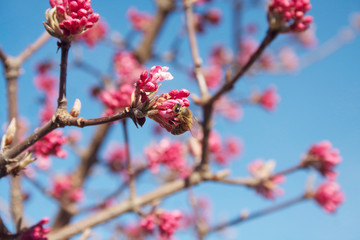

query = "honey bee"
170;103;197;135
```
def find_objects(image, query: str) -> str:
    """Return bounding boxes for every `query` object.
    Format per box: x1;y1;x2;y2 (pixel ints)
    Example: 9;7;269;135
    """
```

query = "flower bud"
70;99;81;117
2;118;16;147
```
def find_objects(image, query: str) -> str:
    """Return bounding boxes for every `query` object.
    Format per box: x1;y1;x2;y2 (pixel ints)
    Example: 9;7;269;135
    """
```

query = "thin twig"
122;120;135;200
17;32;51;64
0;110;133;178
208;28;279;105
0;47;7;63
211;163;304;187
57;41;71;111
206;194;307;234
184;0;209;99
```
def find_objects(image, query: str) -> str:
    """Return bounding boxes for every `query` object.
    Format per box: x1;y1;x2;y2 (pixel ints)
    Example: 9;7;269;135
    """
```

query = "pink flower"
147;89;190;133
113;51;144;84
158;210;182;239
127;7;153;32
314;181;344;213
141;214;156;232
145;138;189;177
135;66;174;103
49;0;99;37
252;86;280;111
203;64;223;89
268;0;313;32
141;210;182;239
77;20;107;47
302;141;342;180
51;175;84;202
105;143;127;173
19;218;50;240
248;159;285;199
99;84;134;116
32;130;67;161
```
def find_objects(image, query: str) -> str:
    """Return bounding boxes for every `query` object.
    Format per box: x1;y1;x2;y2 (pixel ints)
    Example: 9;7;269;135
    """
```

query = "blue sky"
0;0;360;239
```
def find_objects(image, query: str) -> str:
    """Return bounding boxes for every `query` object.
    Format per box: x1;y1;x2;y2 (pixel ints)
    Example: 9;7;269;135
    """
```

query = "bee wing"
189;115;202;137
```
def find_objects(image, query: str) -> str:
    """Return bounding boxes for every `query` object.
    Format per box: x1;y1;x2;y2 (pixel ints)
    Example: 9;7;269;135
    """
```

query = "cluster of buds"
130;66;192;135
267;0;313;32
44;0;99;41
302;141;342;180
51;175;84;202
145;138;189;177
248;159;285;199
314;181;345;213
141;210;182;240
19;218;50;240
31;130;67;168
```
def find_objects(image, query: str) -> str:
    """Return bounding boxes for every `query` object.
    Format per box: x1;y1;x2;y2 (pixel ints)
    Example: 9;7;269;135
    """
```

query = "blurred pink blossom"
77;20;107;47
303;140;342;180
314;181;344;213
248;159;285;199
19;218;50;240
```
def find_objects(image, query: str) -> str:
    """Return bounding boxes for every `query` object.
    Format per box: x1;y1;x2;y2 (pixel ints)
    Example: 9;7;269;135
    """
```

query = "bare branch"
135;0;175;63
208;29;279;105
206;194;307;235
17;32;50;64
47;170;230;239
184;0;209;99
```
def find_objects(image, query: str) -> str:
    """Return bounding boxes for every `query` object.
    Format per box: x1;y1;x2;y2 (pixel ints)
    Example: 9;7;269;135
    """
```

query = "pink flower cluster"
268;0;313;32
248;159;285;199
149;89;190;133
209;131;243;165
51;175;84;202
135;66;174;102
141;210;182;240
77;20;107;47
19;218;50;240
303;141;342;180
31;130;67;170
314;181;344;213
50;0;99;36
99;84;134;116
145;138;189;177
114;51;144;84
252;86;280;111
127;7;154;32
